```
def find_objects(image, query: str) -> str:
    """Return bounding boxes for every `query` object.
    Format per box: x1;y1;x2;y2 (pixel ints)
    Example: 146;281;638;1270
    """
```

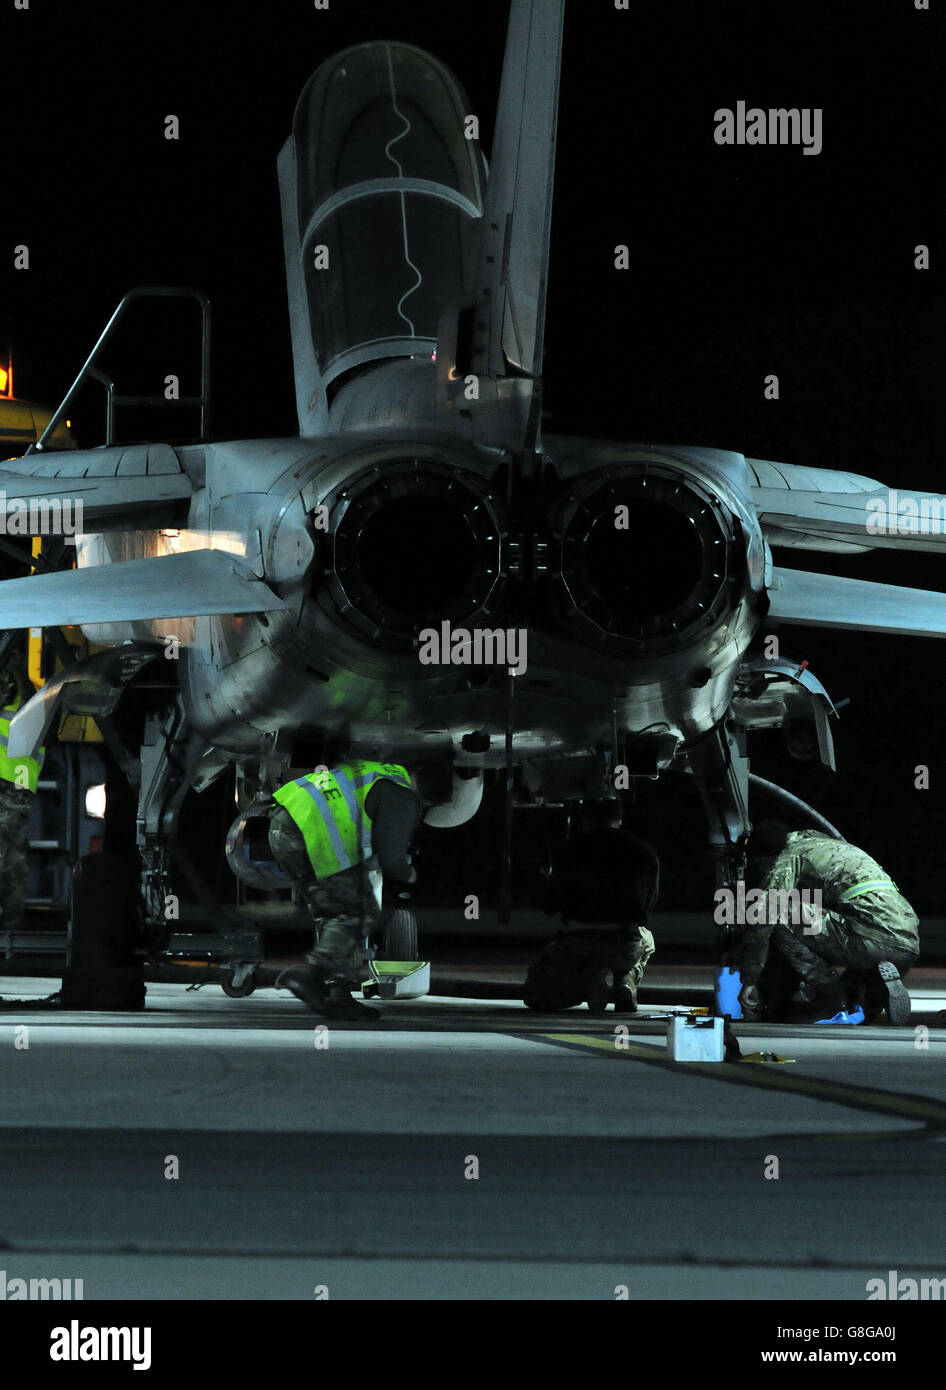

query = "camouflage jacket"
738;831;919;984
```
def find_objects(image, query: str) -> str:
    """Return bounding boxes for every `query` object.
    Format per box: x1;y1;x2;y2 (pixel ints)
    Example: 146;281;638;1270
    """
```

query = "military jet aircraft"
2;0;944;996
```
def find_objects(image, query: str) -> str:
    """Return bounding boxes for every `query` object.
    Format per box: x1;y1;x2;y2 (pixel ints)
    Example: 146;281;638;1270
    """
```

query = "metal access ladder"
26;286;212;453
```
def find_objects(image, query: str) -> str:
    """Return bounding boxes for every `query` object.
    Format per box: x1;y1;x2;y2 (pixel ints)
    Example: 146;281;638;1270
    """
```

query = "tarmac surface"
2;966;946;1300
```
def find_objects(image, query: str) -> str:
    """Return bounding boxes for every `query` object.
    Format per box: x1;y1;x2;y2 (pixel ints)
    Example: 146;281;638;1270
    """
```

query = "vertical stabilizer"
462;0;564;451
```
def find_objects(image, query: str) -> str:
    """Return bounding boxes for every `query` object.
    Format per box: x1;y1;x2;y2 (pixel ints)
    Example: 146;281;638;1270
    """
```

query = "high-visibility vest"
0;694;45;793
273;760;413;879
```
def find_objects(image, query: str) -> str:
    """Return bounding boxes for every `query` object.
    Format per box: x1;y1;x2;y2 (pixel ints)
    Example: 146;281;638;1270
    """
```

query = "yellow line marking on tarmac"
537;1033;946;1128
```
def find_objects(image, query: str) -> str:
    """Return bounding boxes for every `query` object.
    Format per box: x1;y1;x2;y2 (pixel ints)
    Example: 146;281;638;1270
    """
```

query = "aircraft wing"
0;443;193;530
0;549;286;629
749;457;946;554
768;567;946;638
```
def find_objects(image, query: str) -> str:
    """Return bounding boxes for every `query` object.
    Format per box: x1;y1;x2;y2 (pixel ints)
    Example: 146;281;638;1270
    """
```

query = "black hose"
748;772;843;840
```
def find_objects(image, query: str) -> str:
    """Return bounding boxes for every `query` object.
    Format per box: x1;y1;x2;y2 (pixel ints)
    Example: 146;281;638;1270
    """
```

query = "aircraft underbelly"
180;610;750;758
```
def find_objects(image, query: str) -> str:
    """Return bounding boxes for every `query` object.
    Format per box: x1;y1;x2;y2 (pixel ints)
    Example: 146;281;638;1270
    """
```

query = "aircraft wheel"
220;968;256;998
380;909;418;961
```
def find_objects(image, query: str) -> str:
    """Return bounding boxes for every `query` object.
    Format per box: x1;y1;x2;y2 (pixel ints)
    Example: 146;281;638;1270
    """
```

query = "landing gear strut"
687;721;750;1017
61;701;208;1010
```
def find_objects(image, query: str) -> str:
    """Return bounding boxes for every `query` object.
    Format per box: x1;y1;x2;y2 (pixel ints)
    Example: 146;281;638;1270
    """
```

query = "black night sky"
2;0;945;915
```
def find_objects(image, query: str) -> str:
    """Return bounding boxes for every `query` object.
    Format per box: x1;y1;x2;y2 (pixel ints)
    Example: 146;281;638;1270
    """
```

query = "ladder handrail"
27;286;211;454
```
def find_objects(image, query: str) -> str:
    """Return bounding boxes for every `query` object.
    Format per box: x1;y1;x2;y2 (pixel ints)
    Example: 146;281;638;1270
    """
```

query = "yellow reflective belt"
838;878;898;903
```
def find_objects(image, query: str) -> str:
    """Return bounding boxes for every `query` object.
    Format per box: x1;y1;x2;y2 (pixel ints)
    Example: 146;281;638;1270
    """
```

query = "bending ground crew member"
737;821;919;1025
524;801;660;1013
0;662;44;936
270;760;445;1020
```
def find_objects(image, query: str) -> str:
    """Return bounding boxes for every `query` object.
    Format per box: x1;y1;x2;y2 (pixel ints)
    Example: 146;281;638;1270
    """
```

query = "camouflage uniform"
525;825;660;1012
268;803;380;984
0;780;33;933
524;926;656;1012
738;831;919;1002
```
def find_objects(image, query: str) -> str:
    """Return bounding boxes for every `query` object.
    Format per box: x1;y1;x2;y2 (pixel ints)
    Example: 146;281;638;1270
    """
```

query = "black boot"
612;984;638;1014
585;970;611;1014
323;984;382;1021
864;961;911;1026
612;971;638;1013
784;973;847;1024
276;964;330;1013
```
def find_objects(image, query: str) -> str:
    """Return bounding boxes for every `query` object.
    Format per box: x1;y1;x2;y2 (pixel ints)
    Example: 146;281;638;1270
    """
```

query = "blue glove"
716;966;743;1019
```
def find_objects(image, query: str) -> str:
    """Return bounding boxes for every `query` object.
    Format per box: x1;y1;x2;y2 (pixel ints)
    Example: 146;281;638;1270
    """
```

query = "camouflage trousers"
268;805;382;983
0;781;33;932
769;902;919;989
524;925;655;1012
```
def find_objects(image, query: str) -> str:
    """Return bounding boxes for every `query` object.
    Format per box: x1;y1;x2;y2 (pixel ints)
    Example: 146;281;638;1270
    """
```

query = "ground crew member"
0;661;44;936
737;820;918;1025
524;801;660;1013
271;759;449;1019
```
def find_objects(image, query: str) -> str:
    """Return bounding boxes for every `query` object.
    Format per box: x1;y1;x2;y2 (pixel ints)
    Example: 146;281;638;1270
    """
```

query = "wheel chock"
362;960;430;1000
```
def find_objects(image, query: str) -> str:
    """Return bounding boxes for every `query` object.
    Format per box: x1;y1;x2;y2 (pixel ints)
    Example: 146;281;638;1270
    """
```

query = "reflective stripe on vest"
838;878;898;904
273;761;413;879
0;698;44;793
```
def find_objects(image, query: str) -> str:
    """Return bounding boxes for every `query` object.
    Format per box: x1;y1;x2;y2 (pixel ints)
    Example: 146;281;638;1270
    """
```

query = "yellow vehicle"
0;362;77;455
0;353;92;732
0;358;103;962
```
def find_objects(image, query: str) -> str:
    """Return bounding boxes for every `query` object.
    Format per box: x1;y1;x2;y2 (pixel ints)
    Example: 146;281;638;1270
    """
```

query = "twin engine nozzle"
319;455;745;655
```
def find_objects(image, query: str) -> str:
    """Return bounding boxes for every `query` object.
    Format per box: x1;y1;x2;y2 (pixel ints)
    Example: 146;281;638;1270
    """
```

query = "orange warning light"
0;365;9;394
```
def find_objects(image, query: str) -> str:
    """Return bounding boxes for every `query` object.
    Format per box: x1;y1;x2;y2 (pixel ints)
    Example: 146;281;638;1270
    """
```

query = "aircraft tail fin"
464;0;564;451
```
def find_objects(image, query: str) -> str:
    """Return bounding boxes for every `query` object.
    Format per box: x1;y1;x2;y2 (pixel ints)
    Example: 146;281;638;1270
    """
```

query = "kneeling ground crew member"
524;802;660;1013
737;820;918;1025
0;662;44;936
270;760;439;1020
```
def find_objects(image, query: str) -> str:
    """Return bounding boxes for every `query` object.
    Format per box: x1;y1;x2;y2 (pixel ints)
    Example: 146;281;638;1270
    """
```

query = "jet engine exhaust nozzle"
556;467;738;652
327;461;504;641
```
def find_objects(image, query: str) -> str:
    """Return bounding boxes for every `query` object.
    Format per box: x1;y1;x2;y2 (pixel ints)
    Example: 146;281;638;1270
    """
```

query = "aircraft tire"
380;908;418;961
